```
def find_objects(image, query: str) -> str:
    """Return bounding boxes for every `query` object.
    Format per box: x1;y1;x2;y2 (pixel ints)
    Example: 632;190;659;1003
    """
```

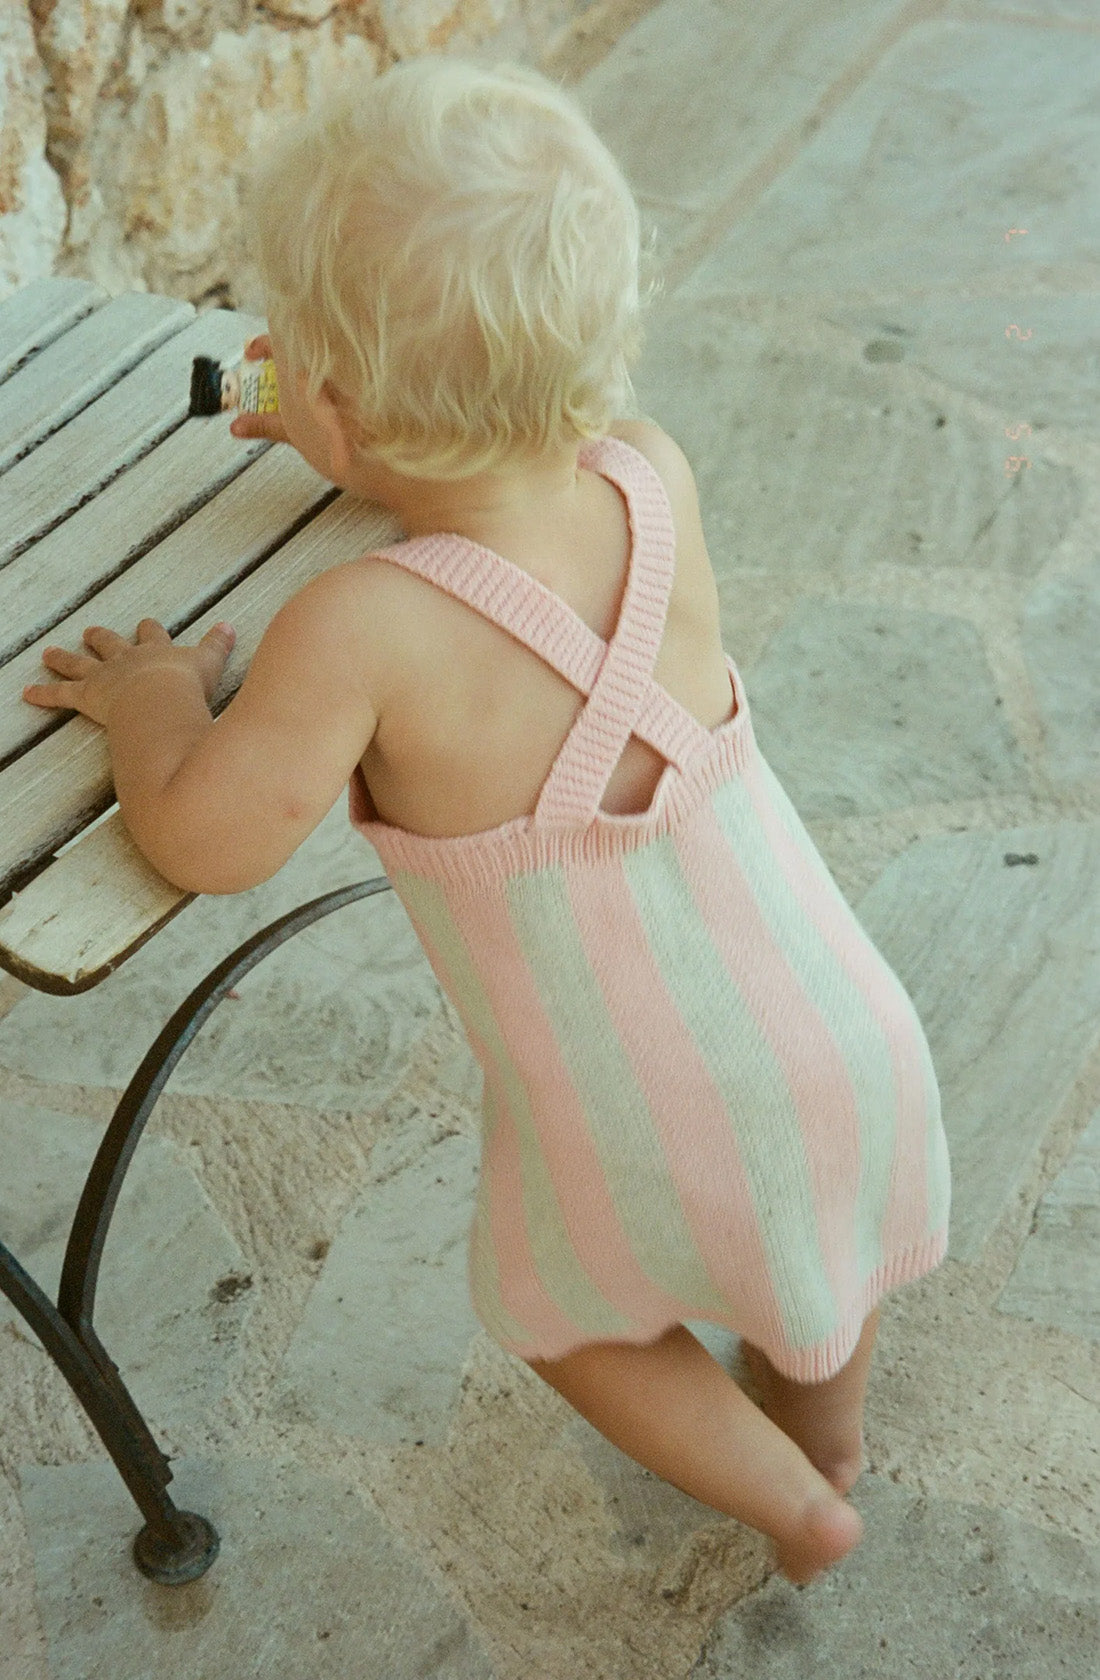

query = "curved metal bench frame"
0;875;393;1585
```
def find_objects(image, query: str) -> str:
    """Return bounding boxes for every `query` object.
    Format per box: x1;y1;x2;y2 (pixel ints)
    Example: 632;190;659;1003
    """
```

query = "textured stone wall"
2;0;648;307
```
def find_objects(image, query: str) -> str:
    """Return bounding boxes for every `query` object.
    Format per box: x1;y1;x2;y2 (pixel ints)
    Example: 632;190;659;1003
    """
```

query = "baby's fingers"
230;409;288;444
23;679;78;710
244;333;272;360
40;644;90;677
82;624;130;655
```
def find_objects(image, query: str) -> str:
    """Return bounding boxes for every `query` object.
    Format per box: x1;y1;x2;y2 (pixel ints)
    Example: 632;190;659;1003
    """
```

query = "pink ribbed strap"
364;436;716;829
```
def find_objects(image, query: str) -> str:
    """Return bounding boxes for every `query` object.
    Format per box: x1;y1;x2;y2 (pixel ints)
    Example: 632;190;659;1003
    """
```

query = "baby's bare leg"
526;1324;863;1584
742;1307;881;1495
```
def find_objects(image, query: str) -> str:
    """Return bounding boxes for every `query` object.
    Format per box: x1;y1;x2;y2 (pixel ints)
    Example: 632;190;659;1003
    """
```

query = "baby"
24;57;950;1588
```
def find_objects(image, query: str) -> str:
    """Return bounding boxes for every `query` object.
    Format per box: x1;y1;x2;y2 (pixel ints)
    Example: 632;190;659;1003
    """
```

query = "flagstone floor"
2;0;1098;1675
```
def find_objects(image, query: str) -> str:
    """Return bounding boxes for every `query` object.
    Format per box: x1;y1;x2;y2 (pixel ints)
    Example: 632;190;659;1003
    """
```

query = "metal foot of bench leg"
0;1240;222;1582
133;1510;220;1584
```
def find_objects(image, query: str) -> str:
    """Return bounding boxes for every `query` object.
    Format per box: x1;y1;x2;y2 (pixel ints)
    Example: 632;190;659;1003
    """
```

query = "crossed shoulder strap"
365;435;717;827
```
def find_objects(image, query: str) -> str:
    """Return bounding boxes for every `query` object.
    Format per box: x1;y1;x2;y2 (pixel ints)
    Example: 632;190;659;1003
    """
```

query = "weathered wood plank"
3;445;336;759
0;278;107;384
0;426;270;667
0;493;401;896
0;292;191;473
0;809;189;993
0;307;260;568
0;309;268;662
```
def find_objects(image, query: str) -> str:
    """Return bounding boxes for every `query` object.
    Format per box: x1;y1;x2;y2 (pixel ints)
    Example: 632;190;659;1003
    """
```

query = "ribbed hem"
755;1226;950;1383
487;1226;950;1380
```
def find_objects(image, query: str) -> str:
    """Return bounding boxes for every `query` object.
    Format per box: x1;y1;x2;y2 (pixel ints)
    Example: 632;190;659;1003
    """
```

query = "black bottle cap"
189;355;224;416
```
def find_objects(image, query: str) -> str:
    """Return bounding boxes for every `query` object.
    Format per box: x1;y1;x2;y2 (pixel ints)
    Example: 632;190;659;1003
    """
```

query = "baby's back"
356;421;737;840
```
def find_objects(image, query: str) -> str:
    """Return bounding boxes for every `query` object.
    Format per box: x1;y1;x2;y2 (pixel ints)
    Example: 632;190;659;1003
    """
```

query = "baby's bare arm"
100;567;380;896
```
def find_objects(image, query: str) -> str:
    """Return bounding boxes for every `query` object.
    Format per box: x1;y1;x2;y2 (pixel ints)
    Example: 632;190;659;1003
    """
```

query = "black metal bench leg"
2;875;392;1583
0;1241;217;1583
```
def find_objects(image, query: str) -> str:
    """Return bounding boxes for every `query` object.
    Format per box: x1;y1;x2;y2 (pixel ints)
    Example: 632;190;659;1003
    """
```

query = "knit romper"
348;434;951;1381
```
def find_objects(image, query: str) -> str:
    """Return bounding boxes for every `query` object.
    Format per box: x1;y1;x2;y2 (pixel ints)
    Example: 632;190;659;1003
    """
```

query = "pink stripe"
676;803;864;1312
457;875;693;1336
740;754;933;1261
400;889;581;1349
566;861;793;1348
475;1074;581;1348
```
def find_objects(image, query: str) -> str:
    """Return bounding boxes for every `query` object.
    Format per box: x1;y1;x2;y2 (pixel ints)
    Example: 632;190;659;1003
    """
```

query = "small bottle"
189;353;279;417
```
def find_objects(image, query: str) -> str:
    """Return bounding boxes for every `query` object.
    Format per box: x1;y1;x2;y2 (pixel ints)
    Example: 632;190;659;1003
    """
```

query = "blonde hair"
247;57;652;480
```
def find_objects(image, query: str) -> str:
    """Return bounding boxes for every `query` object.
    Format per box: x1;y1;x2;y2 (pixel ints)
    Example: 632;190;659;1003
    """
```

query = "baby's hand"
23;620;236;728
230;334;289;444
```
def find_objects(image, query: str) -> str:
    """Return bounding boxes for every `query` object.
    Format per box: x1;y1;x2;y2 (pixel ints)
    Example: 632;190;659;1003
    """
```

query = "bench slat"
0;306;259;567
0;810;188;993
2;445;334;758
0;430;269;669
0;292;190;473
0;494;401;901
0;309;268;663
0;278;107;384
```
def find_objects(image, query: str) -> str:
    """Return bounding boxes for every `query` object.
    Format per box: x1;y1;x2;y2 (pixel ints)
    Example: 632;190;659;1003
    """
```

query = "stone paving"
3;0;1100;1675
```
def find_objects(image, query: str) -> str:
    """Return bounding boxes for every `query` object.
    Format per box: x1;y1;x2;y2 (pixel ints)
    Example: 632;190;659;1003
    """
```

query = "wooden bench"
0;279;399;1582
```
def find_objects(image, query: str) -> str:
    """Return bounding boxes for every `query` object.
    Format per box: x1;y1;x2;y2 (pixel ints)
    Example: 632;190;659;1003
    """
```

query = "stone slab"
691;1475;1100;1679
630;296;1081;581
817;294;1099;439
0;1101;248;1442
978;0;1100;19
997;1106;1100;1342
853;823;1100;1263
672;17;1100;301
745;599;1027;819
274;1130;482;1445
0;803;444;1111
580;0;906;264
1022;557;1100;786
17;1456;496;1680
0;1473;48;1680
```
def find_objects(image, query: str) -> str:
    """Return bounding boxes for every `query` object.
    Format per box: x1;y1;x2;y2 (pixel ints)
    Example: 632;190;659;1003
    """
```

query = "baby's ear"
313;379;361;479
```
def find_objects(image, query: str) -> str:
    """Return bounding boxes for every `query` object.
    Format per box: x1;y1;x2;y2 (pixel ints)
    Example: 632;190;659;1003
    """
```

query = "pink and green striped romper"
348;434;951;1381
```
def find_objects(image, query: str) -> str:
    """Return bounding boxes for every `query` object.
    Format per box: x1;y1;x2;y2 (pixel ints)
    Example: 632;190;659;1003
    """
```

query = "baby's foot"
742;1344;865;1496
773;1494;864;1586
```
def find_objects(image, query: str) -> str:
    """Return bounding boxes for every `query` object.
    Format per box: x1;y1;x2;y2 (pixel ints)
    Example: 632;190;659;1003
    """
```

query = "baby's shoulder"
606;418;697;498
606;419;713;583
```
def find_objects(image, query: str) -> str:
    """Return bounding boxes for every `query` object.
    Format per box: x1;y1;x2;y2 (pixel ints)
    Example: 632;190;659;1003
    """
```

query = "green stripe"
466;1082;534;1350
394;870;632;1342
752;757;950;1245
620;828;837;1348
504;864;734;1319
721;764;896;1285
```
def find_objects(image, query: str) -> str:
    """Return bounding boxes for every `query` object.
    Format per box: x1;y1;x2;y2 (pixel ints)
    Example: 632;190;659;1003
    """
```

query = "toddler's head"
246;57;649;481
